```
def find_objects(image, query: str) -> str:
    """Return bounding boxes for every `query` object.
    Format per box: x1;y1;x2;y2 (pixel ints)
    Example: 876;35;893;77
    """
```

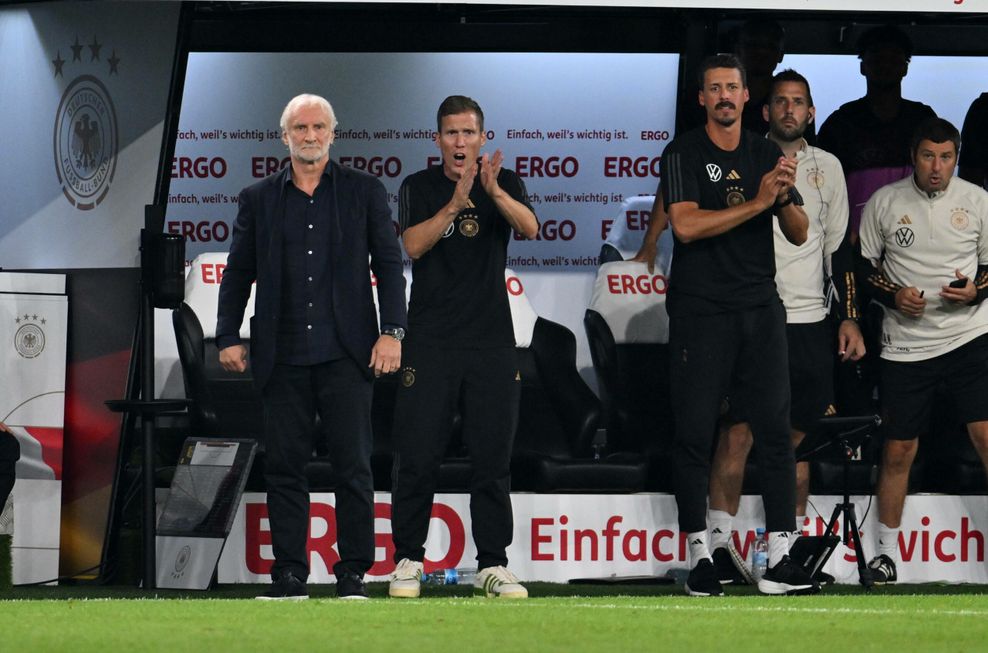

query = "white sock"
768;531;792;567
877;522;899;560
687;531;710;567
791;515;807;549
708;510;733;550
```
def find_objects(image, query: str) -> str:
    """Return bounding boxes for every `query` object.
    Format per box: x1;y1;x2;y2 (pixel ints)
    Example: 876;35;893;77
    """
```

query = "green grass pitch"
2;584;987;652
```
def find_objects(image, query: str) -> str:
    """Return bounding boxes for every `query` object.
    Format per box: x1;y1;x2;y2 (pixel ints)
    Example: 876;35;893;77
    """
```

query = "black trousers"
669;302;796;534
261;359;374;581
391;342;520;570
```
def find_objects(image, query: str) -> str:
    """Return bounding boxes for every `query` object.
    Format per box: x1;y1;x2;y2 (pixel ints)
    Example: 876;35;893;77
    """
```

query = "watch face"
385;328;405;341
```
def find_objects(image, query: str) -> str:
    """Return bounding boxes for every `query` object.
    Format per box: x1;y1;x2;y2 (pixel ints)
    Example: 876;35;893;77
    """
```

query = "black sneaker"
712;545;752;585
256;573;308;601
757;555;820;595
685;558;724;597
337;572;369;600
868;554;898;584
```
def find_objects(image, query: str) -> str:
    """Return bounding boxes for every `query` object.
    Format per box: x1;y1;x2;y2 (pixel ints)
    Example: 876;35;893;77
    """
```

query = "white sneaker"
389;558;424;598
475;566;528;599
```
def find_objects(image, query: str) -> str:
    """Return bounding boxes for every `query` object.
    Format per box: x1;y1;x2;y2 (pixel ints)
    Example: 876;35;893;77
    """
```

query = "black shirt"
661;126;783;316
398;165;533;348
961;92;988;182
277;169;344;364
818;97;936;175
817;97;936;234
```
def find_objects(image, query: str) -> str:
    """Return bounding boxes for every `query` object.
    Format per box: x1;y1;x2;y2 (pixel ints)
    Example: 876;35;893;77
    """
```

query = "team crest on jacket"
458;213;480;237
806;170;824;189
726;186;745;206
401;366;416;387
951;210;970;231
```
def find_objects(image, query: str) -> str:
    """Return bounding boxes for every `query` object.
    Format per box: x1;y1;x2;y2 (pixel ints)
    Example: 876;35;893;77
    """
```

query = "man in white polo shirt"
860;117;988;584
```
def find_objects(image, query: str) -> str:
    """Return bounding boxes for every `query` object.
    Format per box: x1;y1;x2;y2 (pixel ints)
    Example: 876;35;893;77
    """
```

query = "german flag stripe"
868;272;901;295
844;272;860;320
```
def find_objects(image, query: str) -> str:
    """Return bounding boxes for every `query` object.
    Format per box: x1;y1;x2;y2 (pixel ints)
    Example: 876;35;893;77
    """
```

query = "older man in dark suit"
217;93;407;600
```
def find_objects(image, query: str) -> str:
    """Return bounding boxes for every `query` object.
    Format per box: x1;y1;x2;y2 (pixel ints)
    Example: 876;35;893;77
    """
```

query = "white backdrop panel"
217;493;988;585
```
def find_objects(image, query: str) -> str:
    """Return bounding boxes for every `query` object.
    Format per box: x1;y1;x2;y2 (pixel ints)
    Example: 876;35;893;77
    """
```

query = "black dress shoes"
337;572;369;600
256;573;308;601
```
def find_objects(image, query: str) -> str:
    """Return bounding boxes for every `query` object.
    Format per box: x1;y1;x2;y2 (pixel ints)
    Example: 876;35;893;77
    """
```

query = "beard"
711;101;738;127
291;141;329;164
769;121;806;143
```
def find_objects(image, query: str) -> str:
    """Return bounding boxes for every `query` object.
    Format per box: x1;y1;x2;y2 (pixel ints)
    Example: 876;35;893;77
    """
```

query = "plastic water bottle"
423;568;478;585
751;528;768;582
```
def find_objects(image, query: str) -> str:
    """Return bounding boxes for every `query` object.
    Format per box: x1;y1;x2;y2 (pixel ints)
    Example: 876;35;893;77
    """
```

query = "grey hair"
279;94;337;134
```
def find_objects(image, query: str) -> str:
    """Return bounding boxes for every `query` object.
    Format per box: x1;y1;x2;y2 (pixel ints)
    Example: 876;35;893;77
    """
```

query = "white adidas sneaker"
389;558;424;598
475;566;528;599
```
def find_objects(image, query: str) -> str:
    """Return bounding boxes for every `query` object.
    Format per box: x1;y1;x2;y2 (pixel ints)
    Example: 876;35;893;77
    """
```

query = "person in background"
959;93;988;189
859;118;988;584
818;24;936;418
818;24;936;241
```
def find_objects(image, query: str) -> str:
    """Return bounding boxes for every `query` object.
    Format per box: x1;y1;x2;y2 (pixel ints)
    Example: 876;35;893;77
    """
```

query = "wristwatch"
382;327;406;342
776;186;805;209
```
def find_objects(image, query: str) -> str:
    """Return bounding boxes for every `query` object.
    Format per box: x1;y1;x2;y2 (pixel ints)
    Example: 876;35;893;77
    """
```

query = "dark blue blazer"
216;160;407;389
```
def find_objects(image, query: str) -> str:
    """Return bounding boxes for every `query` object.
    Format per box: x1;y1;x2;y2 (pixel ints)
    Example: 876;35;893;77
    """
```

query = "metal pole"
141;239;157;590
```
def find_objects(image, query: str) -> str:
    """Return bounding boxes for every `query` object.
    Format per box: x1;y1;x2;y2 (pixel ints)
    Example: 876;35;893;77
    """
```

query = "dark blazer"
216;160;407;389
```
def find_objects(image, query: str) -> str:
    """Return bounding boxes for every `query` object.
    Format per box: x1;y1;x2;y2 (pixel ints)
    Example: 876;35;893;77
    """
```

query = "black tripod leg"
844;504;873;589
810;503;844;572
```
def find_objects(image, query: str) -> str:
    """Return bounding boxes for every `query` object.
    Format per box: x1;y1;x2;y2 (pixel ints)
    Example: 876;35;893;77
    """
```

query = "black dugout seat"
509;317;647;493
584;308;673;491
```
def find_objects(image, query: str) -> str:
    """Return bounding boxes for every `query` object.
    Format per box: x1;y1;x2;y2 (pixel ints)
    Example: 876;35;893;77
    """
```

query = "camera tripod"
795;415;882;589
